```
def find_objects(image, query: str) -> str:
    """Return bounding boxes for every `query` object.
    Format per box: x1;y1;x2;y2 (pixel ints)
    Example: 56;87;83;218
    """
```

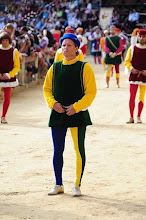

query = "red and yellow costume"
0;44;20;120
124;29;146;122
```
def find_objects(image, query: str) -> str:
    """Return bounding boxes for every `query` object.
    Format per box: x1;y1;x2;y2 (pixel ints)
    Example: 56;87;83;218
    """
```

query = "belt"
62;105;88;112
62;105;70;109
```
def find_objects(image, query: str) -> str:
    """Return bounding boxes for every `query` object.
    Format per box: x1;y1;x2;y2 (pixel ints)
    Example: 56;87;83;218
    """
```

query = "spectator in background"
43;28;55;47
124;9;140;33
51;25;61;45
0;23;15;37
18;26;31;57
128;9;139;28
110;10;120;26
38;36;49;78
0;19;5;30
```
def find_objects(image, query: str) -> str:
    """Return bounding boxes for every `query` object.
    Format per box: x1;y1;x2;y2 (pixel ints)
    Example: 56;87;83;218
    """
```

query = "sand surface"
0;56;146;220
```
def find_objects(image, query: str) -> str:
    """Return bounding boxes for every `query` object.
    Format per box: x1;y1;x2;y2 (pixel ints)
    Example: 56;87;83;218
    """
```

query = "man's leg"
1;87;12;120
127;84;138;123
106;64;112;88
70;127;86;187
137;85;146;122
115;64;120;88
51;127;67;186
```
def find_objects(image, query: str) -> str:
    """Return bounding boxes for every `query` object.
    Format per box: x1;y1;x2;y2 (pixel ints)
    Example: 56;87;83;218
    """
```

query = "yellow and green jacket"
43;57;97;127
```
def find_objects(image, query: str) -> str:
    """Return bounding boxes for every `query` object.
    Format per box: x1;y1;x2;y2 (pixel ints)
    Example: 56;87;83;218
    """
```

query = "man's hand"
0;74;4;80
66;105;76;116
131;68;139;74
110;52;116;58
141;70;146;76
53;102;65;113
3;74;9;80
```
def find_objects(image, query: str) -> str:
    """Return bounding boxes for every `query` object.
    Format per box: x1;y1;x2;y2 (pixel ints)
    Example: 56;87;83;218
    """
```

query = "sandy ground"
0;56;146;220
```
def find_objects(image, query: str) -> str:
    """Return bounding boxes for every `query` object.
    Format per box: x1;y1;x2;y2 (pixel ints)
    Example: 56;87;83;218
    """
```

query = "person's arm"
43;65;57;108
73;63;97;113
105;38;111;54
8;49;20;78
115;38;124;54
124;46;133;71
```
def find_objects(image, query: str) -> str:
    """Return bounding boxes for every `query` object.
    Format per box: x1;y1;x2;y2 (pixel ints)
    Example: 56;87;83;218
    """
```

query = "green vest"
49;61;92;127
105;36;122;65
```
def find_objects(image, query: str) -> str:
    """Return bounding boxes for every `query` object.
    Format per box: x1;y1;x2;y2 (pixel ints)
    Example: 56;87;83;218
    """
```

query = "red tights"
129;84;144;118
1;87;12;118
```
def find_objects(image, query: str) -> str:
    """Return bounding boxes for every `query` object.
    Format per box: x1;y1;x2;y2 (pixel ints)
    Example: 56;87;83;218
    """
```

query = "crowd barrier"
18;54;39;85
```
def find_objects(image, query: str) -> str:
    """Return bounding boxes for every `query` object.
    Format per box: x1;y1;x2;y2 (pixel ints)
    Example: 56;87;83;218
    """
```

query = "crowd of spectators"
109;7;146;34
0;0;101;80
0;0;145;82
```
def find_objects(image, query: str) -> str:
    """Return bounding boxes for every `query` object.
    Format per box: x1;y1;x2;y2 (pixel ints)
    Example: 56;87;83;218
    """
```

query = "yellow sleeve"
100;37;104;51
43;65;57;108
124;46;133;71
9;49;20;78
73;63;97;113
77;50;84;61
54;50;64;62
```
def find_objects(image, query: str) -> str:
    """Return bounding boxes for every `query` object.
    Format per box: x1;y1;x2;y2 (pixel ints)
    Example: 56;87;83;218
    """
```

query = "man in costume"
43;33;97;196
124;29;146;123
0;32;20;123
105;25;124;88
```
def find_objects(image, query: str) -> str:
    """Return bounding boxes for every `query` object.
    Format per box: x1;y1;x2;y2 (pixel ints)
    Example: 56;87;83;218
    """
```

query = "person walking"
124;29;146;123
43;33;97;196
0;32;20;124
105;25;124;88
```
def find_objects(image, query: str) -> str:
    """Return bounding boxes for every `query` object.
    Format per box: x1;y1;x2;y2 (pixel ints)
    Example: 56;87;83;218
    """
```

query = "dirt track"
0;56;146;220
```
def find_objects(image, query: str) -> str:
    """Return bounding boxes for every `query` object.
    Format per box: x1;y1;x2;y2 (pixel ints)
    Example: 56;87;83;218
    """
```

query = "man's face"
2;39;9;48
62;39;78;59
138;35;146;45
110;28;116;35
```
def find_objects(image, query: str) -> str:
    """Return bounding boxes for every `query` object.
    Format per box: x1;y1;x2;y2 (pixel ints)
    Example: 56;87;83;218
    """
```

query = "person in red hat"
125;29;146;123
105;25;124;88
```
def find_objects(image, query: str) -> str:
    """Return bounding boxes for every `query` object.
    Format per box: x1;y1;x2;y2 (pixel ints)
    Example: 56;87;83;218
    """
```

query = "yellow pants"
106;64;120;78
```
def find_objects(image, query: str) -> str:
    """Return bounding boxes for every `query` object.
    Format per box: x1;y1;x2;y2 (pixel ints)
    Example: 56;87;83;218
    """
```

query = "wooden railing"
18;54;51;85
18;54;39;85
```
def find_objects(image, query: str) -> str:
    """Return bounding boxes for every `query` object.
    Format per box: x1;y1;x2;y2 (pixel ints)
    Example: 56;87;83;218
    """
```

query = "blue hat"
60;33;80;48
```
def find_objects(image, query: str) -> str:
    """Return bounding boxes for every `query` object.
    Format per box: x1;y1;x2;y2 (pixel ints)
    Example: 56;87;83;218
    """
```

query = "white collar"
135;43;146;49
0;45;12;50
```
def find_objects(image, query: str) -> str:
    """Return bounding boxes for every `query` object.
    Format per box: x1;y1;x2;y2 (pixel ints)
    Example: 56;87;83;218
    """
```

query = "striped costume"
43;58;96;186
125;43;146;120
